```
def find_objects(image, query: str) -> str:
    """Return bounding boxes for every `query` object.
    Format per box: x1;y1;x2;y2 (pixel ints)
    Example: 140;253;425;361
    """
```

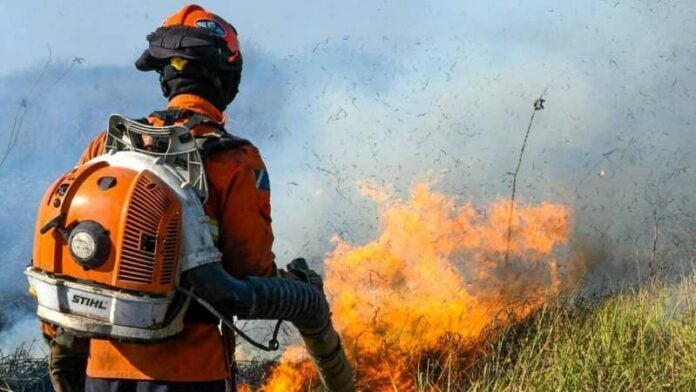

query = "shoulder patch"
253;168;270;191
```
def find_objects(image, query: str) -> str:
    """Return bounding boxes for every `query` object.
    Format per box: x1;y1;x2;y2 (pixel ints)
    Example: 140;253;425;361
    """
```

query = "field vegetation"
411;275;696;391
3;275;696;391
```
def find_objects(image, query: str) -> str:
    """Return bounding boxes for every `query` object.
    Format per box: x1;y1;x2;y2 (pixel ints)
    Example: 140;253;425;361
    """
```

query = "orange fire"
260;181;573;391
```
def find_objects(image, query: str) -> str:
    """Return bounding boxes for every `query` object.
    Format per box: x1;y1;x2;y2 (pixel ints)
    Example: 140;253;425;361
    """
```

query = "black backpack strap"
182;113;227;133
147;108;252;158
149;109;195;126
149;109;227;132
197;133;252;160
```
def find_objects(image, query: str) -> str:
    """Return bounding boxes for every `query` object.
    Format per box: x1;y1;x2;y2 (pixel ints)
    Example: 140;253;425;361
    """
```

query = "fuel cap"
68;220;111;270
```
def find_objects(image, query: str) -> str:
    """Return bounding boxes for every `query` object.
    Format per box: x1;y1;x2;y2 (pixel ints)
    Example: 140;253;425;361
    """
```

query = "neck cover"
158;62;240;111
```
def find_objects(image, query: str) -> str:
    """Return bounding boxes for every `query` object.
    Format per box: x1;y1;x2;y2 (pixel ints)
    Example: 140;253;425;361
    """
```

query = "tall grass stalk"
416;275;696;391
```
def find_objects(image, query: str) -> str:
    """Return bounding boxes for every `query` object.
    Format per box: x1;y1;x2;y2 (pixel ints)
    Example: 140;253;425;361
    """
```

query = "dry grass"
3;276;696;391
0;343;50;392
413;275;696;391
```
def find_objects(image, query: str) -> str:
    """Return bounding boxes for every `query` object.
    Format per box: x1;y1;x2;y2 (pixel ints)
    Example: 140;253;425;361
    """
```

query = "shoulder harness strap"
148;109;252;159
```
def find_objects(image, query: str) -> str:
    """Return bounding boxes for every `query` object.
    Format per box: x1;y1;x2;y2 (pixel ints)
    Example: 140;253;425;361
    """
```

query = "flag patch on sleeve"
253;168;271;191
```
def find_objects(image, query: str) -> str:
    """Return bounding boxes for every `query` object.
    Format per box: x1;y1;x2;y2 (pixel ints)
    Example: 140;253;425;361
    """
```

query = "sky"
1;0;695;350
4;1;692;75
2;0;445;74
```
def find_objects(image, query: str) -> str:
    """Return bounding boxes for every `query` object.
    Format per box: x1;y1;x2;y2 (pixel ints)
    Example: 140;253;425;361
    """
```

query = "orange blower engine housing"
34;161;182;294
26;114;221;341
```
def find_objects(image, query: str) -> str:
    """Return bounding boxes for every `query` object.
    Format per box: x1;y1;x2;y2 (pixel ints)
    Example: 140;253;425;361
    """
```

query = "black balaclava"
158;60;242;112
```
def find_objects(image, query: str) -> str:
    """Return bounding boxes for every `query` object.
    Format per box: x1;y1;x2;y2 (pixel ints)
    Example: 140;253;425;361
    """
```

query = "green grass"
415;275;696;391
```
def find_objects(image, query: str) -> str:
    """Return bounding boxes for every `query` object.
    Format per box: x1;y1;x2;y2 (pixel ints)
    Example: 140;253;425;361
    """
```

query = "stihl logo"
71;295;107;310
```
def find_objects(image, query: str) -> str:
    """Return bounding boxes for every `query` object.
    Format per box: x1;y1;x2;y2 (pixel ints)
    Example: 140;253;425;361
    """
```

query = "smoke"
0;314;45;356
259;2;696;286
1;0;695;353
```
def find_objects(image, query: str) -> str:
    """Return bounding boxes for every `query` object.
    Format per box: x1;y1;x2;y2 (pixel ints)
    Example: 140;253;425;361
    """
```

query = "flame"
238;385;253;392
260;181;574;391
259;346;316;392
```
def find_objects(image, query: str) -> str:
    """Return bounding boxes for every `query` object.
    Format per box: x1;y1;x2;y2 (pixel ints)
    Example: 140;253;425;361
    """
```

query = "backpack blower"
25;115;354;391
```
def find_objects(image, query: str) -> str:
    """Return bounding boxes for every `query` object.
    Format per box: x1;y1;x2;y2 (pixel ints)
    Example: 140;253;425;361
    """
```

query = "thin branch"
504;89;548;264
0;53;82;171
650;207;659;277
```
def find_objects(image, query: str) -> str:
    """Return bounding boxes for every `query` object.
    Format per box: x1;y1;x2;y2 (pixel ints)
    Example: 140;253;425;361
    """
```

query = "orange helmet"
135;4;241;72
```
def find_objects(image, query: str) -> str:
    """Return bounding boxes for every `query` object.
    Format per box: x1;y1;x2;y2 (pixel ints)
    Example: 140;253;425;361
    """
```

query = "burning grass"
250;277;696;391
6;278;696;391
258;182;577;391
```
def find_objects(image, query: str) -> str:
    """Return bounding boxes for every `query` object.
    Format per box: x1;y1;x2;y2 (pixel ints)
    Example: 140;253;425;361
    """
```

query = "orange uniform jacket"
77;94;277;381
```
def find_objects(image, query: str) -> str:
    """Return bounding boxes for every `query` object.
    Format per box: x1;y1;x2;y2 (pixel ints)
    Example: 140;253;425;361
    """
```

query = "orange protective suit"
78;94;277;382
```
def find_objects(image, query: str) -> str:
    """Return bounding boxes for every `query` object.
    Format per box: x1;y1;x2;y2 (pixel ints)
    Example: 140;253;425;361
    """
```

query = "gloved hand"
280;258;324;294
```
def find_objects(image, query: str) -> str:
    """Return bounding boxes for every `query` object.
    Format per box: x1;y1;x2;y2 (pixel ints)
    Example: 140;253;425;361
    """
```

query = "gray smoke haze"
1;1;695;351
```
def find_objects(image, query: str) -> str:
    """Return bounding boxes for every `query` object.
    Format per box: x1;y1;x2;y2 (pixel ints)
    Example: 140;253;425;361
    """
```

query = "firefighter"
45;4;277;391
